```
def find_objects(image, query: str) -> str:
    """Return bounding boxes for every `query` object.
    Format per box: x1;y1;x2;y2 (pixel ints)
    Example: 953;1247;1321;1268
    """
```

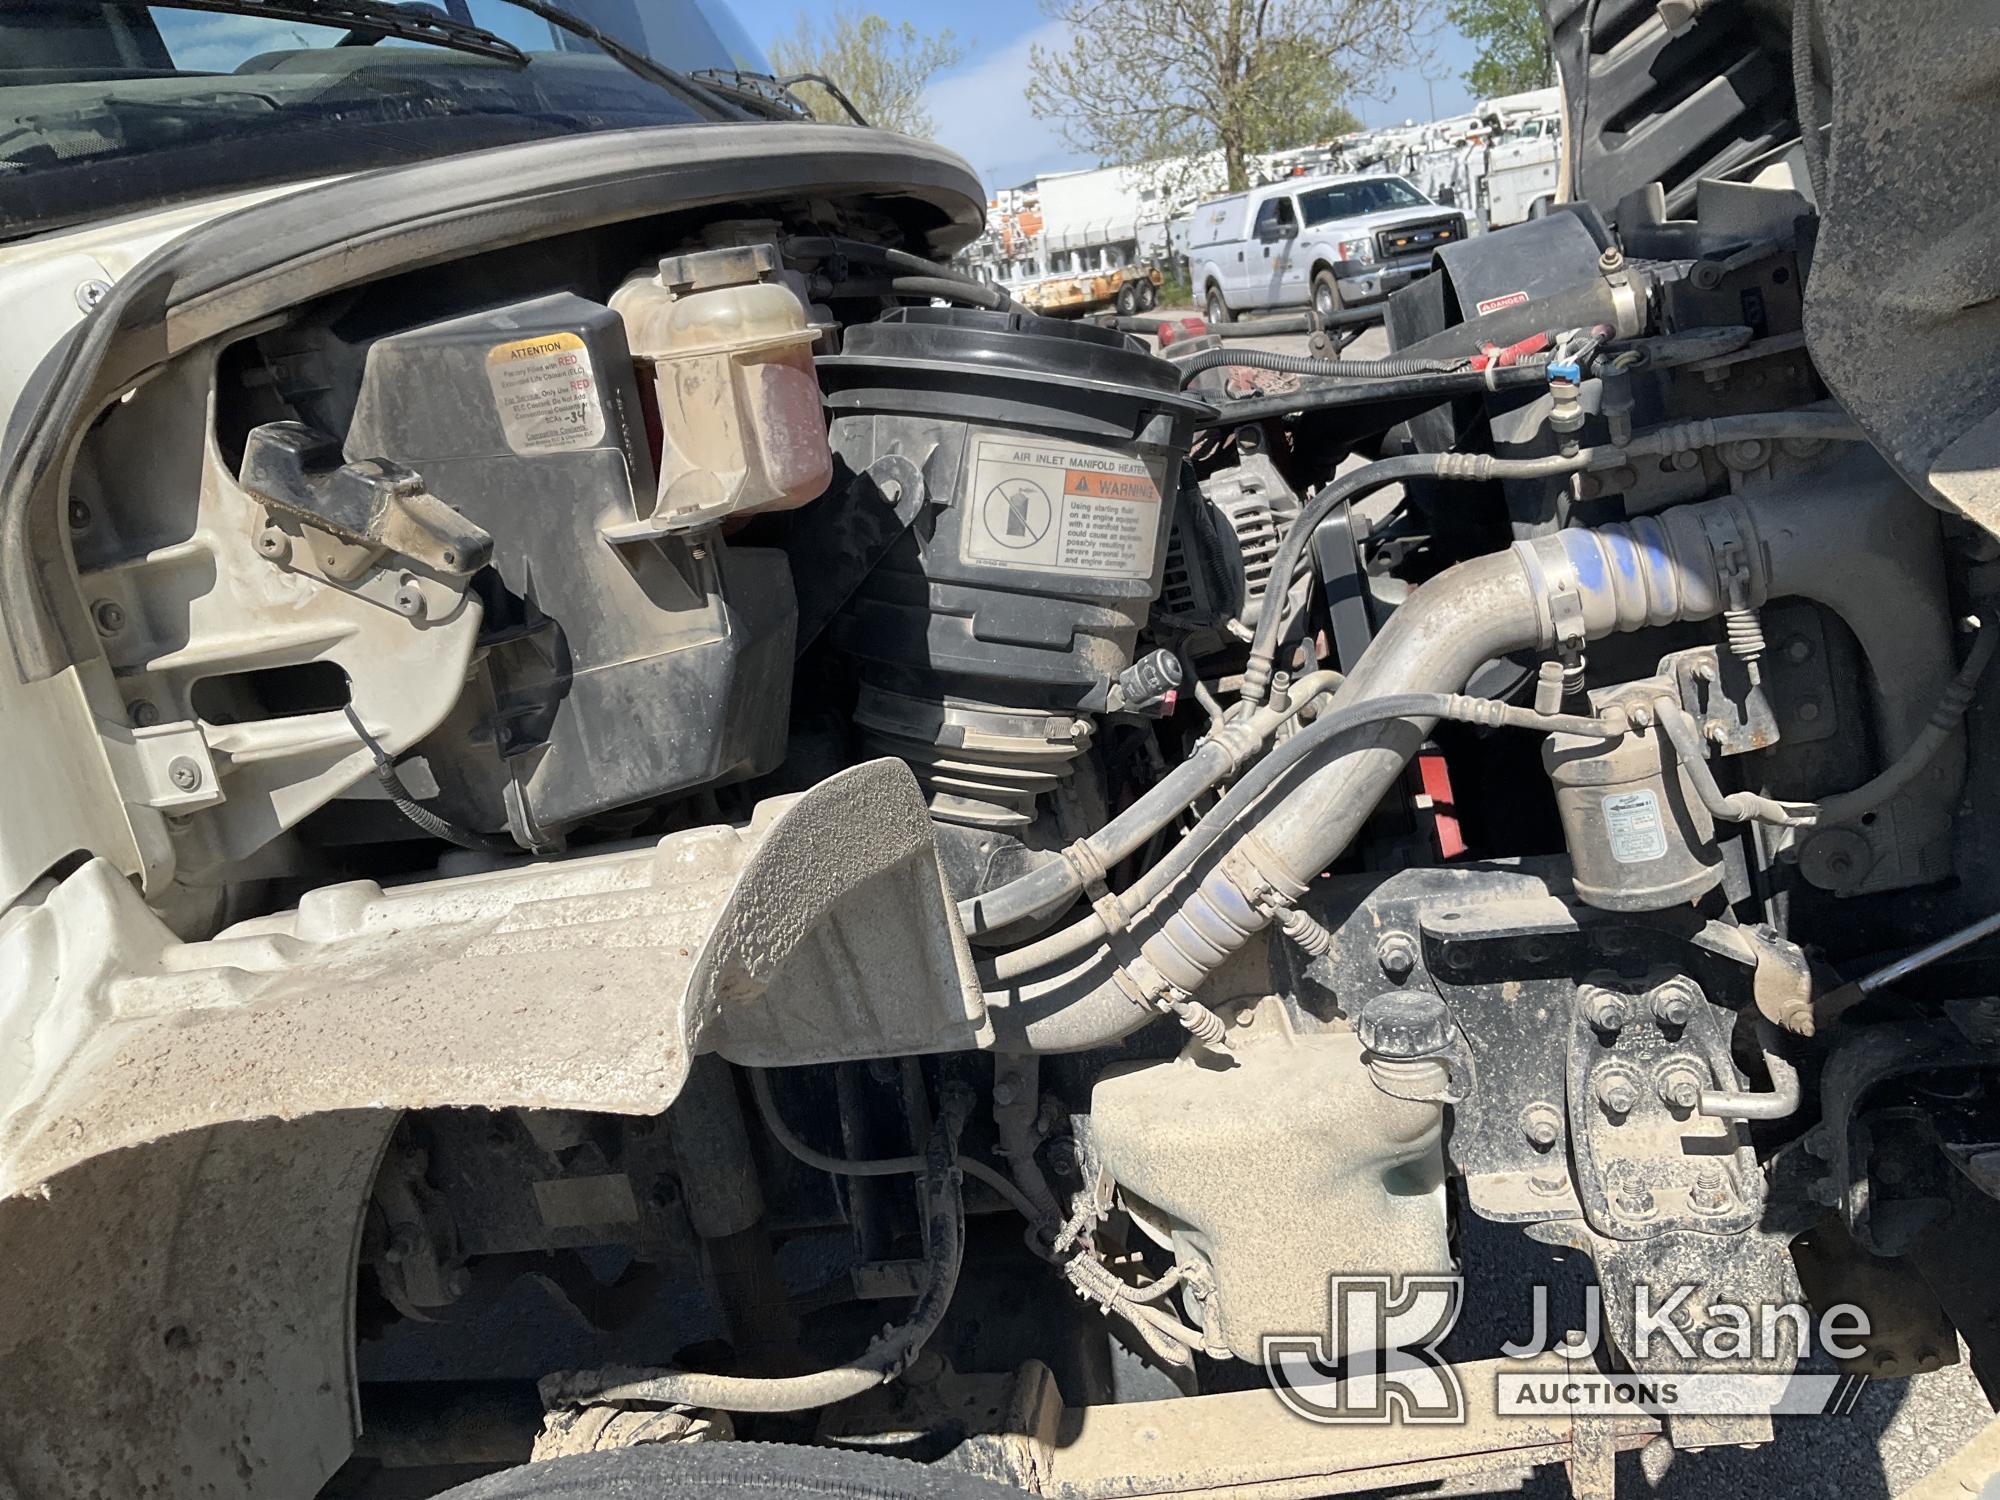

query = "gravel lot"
1139;306;1998;1498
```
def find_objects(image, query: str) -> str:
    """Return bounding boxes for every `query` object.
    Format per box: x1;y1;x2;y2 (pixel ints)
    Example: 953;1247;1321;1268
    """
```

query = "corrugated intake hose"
957;669;1340;937
984;422;1934;1053
539;1086;973;1414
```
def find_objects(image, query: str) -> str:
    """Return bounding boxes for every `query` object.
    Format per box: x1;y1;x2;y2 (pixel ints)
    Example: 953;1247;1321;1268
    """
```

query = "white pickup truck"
1186;173;1468;324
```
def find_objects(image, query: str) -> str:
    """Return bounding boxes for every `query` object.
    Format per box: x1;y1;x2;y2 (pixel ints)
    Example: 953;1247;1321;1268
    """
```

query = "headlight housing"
1337;237;1378;265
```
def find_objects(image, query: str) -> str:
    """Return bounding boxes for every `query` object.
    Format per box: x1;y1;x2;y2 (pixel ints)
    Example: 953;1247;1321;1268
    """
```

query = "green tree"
1027;0;1424;196
767;9;965;137
1447;0;1553;99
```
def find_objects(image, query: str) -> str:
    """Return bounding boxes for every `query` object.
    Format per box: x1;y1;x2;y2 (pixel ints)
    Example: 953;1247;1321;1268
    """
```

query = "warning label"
960;433;1164;579
1602;789;1669;864
484;332;603;454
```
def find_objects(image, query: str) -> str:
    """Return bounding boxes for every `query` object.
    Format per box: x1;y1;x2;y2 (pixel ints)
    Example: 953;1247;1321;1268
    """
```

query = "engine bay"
7;108;2000;1500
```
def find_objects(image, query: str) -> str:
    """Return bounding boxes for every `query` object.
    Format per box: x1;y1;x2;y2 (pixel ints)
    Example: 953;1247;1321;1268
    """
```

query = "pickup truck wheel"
434;1443;1030;1498
1203;284;1233;325
1115;282;1139;316
1137;278;1157;311
1311;268;1344;320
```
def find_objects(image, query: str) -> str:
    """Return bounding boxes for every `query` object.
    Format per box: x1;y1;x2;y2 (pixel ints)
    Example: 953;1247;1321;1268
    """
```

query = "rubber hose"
1171;346;1494;385
958;669;1340;938
1200;363;1553;424
979;692;1612;985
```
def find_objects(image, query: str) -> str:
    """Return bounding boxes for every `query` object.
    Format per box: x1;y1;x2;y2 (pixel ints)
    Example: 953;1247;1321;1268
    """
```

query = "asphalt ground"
1137;306;1998;1498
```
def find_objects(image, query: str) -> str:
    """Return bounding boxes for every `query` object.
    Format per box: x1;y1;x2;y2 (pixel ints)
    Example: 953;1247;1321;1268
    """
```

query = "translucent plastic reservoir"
611;243;831;533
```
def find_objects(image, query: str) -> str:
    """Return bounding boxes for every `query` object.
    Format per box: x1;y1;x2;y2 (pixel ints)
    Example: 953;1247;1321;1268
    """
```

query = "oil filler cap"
1356;991;1452;1059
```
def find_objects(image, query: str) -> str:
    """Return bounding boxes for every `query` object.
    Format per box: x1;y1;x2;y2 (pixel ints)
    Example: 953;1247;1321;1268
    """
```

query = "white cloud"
922;20;1092;193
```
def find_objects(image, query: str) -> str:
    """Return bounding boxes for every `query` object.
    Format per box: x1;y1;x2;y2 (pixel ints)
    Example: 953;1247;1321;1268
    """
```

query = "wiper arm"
148;0;528;66
488;0;738;117
690;68;871;127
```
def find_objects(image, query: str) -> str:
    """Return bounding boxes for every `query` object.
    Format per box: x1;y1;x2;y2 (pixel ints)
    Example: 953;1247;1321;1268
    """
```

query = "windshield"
0;1;771;242
1297;177;1430;225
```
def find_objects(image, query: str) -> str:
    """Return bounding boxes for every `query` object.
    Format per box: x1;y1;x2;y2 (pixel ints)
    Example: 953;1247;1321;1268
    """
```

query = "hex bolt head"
1595;1066;1641;1118
1355;990;1451;1059
167;756;203;792
92;599;126;635
1375;930;1418;980
1579;982;1632;1034
1520;1102;1563;1151
1653;1058;1705;1112
1650;976;1701;1029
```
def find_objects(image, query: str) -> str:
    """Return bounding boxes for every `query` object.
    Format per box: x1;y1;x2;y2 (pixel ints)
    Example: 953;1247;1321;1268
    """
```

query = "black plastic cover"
345;292;793;842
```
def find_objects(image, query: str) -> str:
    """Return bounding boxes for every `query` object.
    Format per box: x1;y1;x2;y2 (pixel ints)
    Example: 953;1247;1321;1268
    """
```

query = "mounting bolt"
1530;1167;1568;1197
1520;1102;1563;1151
256;527;291;563
1650;976;1701;1029
1653;1057;1706;1112
1690;1168;1733;1214
1798;700;1821;723
1704;719;1730;745
1579;982;1632;1034
127;699;159;727
1598;246;1626;272
1613;1185;1657;1219
1376;930;1419;980
91;599;126;635
392;580;427;619
75;278;112;313
67;500;92;530
1786;637;1813;663
167;757;203;793
1595;1066;1641;1119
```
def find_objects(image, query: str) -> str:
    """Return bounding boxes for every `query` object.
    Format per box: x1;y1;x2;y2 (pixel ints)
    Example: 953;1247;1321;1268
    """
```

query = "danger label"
484;332;603;454
960;433;1164;580
1474;289;1531;317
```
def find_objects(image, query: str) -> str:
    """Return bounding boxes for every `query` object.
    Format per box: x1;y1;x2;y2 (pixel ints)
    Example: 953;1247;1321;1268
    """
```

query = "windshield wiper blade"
488;0;738;116
149;0;529;66
690;69;871;127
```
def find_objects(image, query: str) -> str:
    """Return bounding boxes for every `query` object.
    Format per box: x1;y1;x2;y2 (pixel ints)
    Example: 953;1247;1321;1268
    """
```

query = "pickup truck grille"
1375;216;1466;260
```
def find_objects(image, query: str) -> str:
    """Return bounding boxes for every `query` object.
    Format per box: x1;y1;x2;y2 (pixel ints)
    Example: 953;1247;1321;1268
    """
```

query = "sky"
726;0;1484;191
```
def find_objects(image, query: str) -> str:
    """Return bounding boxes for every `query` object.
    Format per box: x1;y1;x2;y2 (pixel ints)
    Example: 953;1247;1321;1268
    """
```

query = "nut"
1579;982;1632;1034
1650;976;1701;1029
1689;1168;1733;1214
1375;930;1419;980
1520;1102;1563;1151
167;756;203;793
1652;1057;1706;1112
1595;1066;1641;1118
1613;1185;1658;1219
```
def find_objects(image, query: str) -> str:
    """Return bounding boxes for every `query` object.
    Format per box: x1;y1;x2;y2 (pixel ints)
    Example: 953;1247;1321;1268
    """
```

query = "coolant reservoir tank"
610;243;831;534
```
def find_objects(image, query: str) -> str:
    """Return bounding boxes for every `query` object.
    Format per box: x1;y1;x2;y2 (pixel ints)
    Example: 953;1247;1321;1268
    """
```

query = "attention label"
1602;790;1669;863
961;433;1164;579
485;332;603;454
